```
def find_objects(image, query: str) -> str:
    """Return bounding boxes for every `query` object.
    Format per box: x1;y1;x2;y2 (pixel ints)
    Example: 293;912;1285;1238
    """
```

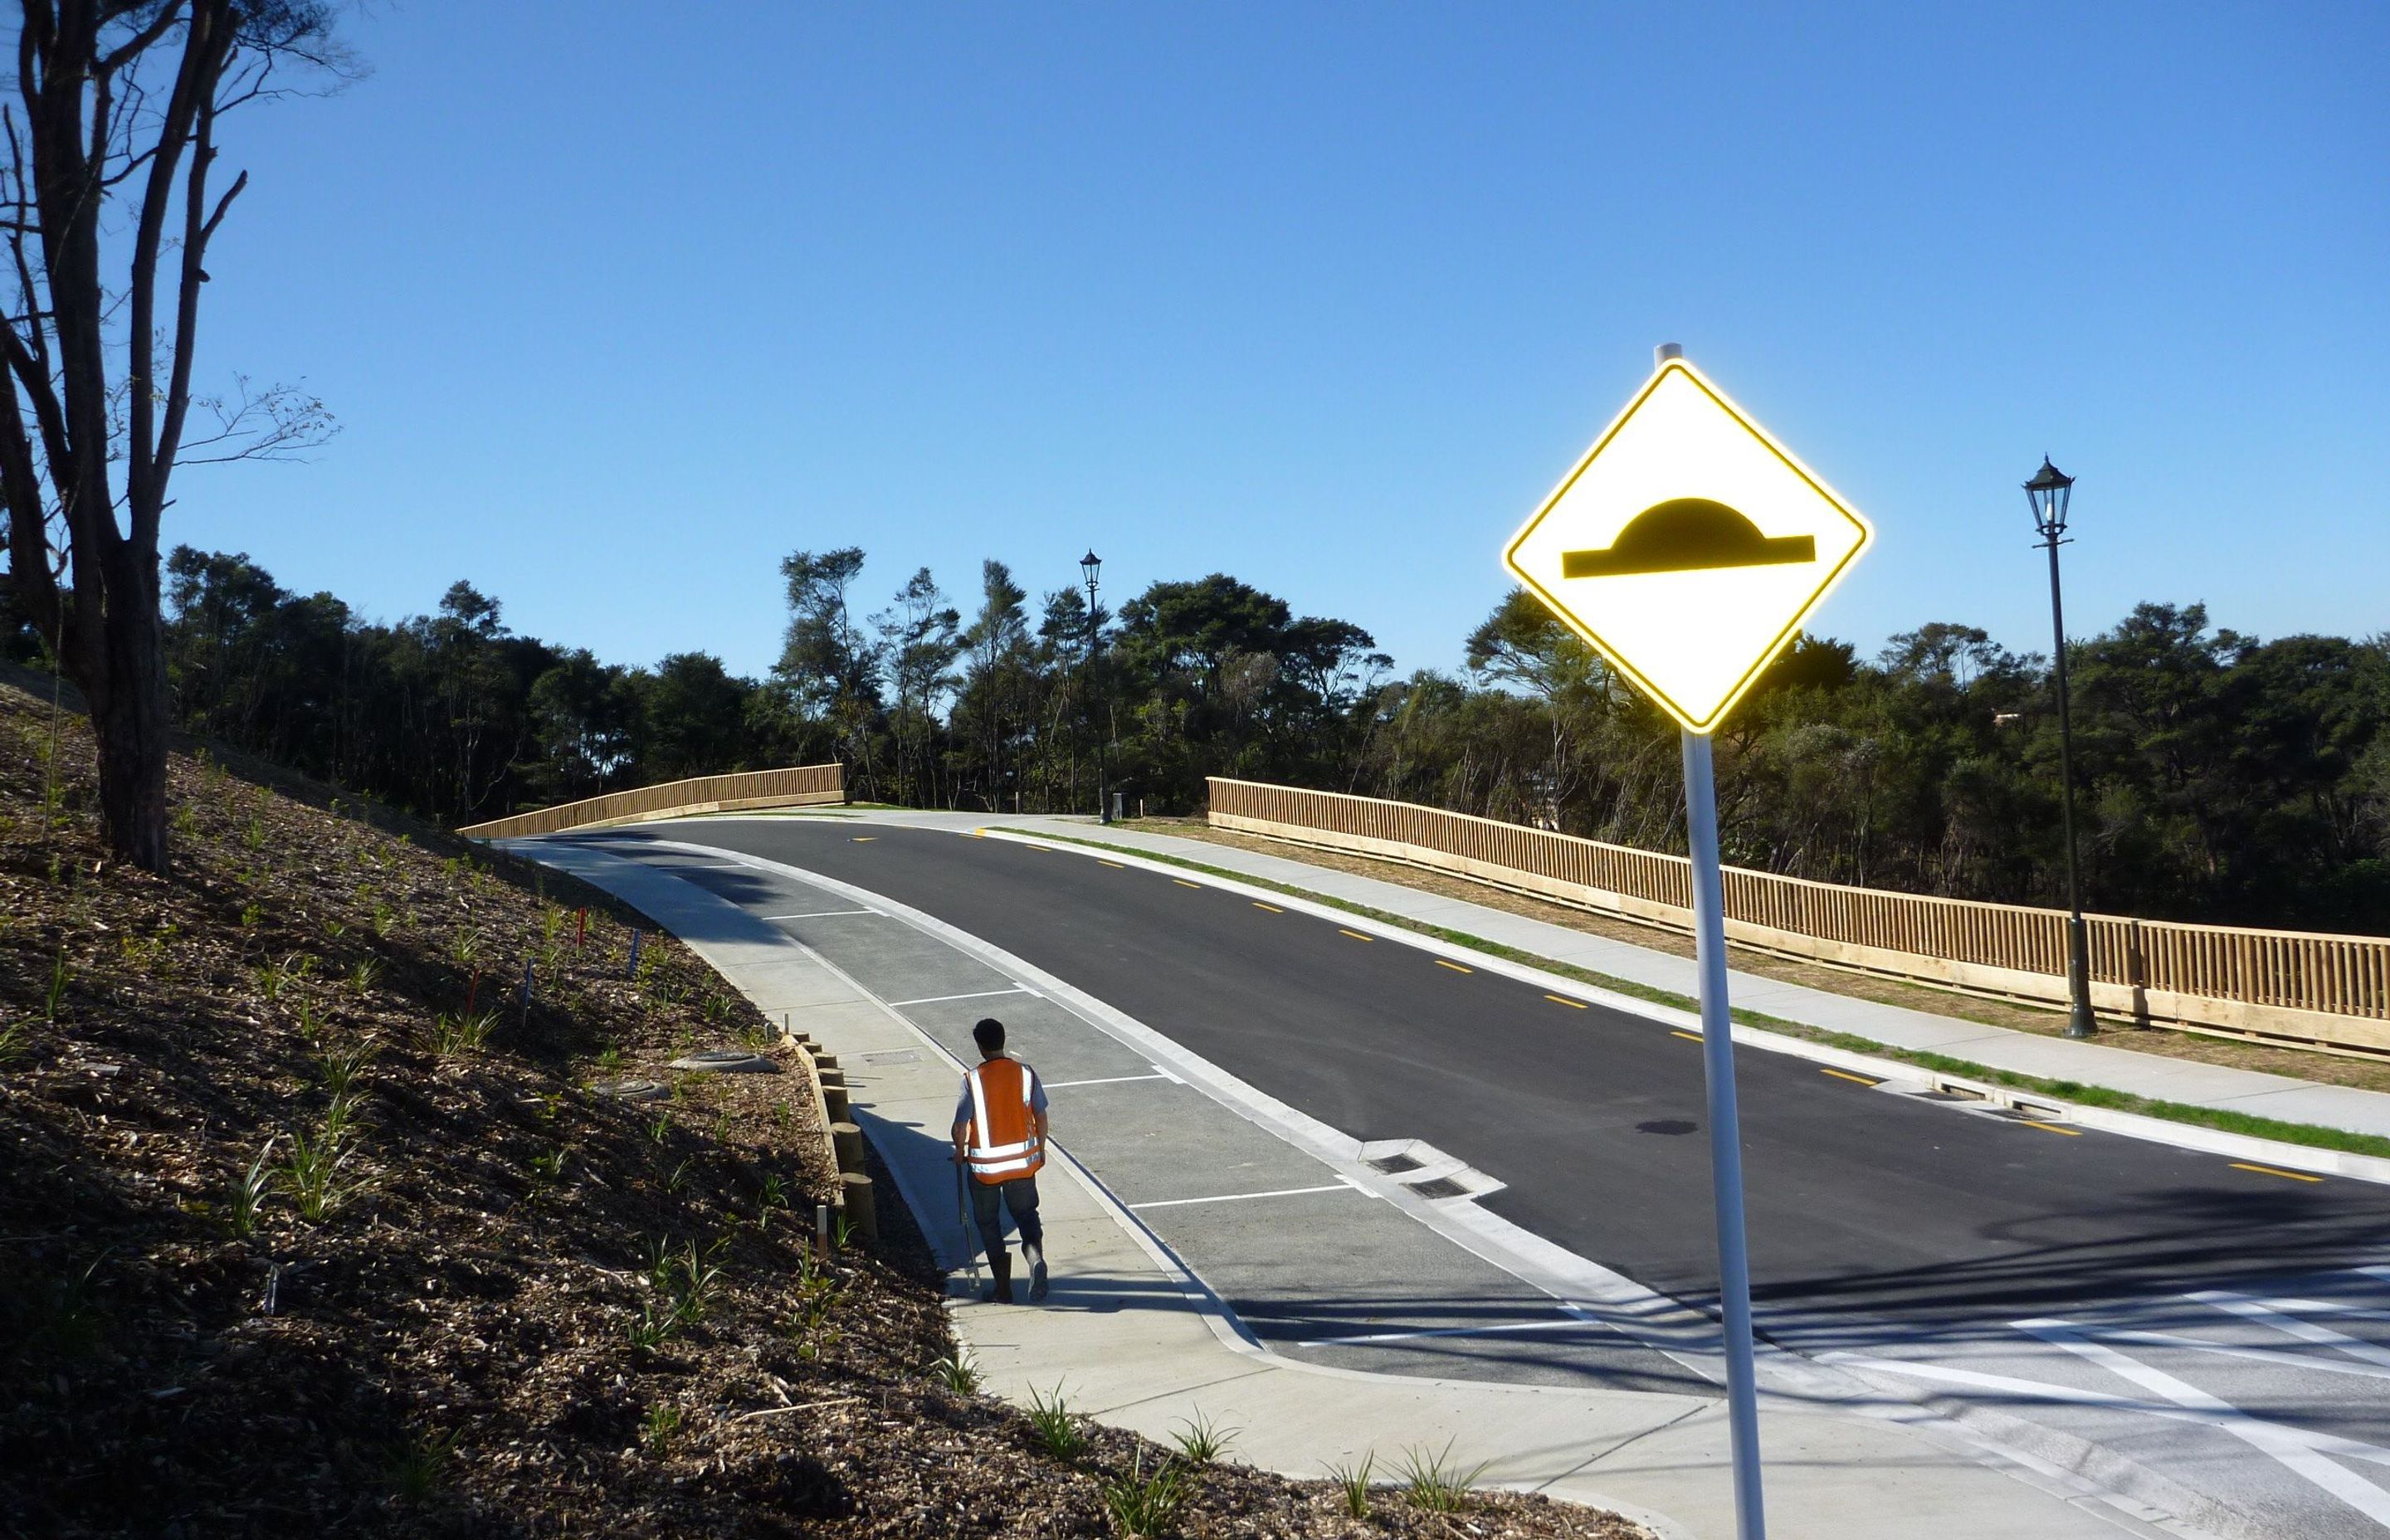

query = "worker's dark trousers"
969;1175;1044;1264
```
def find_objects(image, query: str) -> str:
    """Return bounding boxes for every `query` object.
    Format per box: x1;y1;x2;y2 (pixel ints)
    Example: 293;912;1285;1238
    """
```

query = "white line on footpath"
885;986;1036;1007
1294;1312;1598;1348
1046;1070;1185;1089
1131;1181;1359;1211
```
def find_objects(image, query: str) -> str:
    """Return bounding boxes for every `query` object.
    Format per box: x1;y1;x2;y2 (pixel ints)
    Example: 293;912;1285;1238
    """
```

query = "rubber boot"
1025;1242;1049;1304
981;1252;1014;1304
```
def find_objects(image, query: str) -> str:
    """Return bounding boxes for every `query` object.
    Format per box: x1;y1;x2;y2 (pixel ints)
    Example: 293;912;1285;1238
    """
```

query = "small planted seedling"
928;1347;980;1394
1100;1450;1190;1538
641;1402;681;1455
1396;1440;1489;1513
278;1128;360;1223
227;1140;277;1238
1171;1408;1239;1463
388;1427;458;1503
319;1035;378;1098
1026;1383;1088;1460
1325;1453;1376;1518
430;1009;497;1058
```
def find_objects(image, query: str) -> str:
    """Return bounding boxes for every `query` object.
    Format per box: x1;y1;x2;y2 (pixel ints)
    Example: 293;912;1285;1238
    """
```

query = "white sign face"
1503;357;1873;733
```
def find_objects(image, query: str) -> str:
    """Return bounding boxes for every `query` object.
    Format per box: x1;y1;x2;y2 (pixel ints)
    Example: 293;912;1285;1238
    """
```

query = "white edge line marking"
973;830;2390;1187
762;909;879;920
1131;1180;1360;1211
885;986;1034;1008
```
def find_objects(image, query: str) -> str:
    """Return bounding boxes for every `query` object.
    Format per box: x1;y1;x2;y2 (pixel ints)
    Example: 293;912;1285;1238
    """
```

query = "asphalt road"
578;817;2390;1536
610;819;2390;1328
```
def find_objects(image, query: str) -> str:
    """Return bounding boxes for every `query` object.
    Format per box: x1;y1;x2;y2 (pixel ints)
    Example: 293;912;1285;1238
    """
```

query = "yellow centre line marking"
1436;959;1474;974
1173;879;1202;889
1820;1068;1879;1086
851;836;877;842
1252;901;1284;914
1339;928;1374;942
1670;1029;1702;1041
2231;1162;2324;1183
2022;1120;2082;1137
1099;860;1126;870
1545;994;1587;1009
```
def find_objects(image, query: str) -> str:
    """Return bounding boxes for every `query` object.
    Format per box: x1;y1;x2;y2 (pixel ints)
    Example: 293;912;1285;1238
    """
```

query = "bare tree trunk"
90;564;172;870
0;1;338;873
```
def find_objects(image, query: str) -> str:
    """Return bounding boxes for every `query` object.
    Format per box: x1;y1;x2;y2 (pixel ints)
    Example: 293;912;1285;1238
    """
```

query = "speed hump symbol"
1503;356;1874;734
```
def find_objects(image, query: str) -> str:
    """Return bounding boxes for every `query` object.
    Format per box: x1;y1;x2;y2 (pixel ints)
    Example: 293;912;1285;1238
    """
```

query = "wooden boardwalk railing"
459;764;844;841
1207;777;2390;1055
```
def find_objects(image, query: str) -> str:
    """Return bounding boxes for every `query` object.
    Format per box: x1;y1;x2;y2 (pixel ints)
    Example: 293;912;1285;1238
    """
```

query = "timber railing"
1207;777;2390;1055
458;764;845;841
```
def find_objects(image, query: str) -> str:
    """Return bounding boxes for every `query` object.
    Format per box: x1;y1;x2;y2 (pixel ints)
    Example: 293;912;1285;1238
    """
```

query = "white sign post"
1503;342;1875;1540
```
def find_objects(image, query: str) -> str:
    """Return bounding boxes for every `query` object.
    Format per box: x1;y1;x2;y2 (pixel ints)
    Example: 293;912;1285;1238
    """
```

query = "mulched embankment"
0;680;1645;1538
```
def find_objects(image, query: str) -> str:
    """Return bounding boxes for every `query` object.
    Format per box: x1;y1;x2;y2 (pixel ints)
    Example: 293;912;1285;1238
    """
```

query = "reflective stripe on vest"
964;1058;1043;1185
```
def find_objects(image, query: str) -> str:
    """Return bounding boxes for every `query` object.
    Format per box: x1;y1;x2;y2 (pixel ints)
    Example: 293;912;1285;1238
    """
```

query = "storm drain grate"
1407;1177;1471;1200
1368;1153;1425;1174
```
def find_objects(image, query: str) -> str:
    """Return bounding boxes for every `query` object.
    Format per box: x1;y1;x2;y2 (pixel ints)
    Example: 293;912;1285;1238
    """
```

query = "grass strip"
997;827;2390;1166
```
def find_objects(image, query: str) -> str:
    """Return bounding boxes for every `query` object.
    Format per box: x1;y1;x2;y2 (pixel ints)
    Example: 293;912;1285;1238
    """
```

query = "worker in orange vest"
951;1016;1050;1304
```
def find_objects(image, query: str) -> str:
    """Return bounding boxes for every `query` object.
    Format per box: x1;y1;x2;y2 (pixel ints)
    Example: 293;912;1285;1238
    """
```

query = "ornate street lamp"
2026;458;2096;1040
1080;550;1109;824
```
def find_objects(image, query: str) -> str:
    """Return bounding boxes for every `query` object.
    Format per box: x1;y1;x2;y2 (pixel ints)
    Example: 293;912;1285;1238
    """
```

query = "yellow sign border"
1502;357;1874;733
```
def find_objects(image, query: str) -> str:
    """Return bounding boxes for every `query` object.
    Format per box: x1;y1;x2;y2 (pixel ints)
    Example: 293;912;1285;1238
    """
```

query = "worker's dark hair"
973;1017;1006;1054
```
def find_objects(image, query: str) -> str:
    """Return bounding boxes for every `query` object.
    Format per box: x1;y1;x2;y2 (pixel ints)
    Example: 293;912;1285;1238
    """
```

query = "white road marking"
885;987;1035;1008
2192;1291;2390;1328
2017;1317;2390;1525
1295;1312;1597;1348
1131;1180;1359;1211
1827;1352;2390;1469
762;909;879;920
2192;1290;2390;1370
2088;1326;2390;1382
1045;1070;1186;1089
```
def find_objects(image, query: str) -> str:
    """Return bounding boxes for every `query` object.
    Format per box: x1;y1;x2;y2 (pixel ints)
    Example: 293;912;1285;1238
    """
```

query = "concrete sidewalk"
968;813;2390;1149
510;831;2193;1540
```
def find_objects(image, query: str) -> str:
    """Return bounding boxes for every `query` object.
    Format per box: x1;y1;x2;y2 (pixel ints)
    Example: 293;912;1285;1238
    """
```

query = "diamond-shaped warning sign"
1503;357;1874;733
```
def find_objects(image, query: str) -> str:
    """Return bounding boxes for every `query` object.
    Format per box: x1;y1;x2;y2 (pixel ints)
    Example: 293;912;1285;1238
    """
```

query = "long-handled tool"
954;1159;981;1288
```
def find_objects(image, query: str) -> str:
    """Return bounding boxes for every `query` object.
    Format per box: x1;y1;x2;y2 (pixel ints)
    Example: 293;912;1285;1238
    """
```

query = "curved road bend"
574;819;2390;1538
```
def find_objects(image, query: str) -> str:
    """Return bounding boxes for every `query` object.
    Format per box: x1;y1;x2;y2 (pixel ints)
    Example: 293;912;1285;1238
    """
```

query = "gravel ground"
0;682;1646;1540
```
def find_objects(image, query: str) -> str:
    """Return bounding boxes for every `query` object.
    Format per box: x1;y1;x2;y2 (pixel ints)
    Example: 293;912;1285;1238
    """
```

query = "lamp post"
1080;549;1109;824
2026;458;2097;1040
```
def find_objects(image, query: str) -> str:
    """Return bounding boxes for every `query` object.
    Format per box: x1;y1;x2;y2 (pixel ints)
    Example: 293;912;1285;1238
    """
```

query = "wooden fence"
458;764;845;841
1207;777;2390;1055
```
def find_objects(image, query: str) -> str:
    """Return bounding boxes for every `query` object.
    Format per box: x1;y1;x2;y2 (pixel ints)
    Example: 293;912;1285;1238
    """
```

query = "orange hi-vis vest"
963;1058;1045;1186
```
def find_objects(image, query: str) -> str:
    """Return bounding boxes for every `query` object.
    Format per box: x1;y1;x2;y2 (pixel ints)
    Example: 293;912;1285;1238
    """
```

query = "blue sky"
170;2;2388;680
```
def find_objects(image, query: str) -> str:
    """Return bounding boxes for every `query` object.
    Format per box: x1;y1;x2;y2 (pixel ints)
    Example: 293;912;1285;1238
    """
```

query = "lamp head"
1080;549;1101;585
2024;457;2074;538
